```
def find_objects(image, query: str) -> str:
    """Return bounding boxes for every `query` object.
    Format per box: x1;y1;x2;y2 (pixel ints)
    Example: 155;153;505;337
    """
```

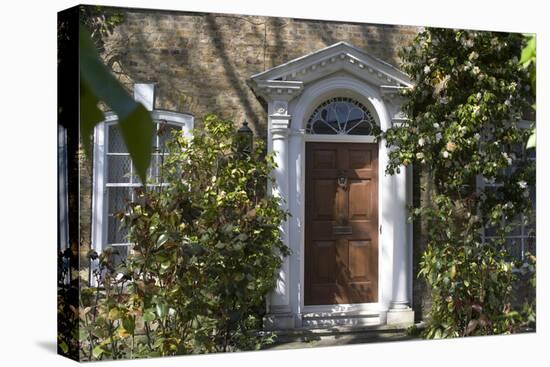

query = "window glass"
306;97;376;135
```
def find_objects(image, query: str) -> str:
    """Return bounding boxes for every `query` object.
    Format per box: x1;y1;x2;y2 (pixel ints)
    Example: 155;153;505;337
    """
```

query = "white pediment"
249;42;412;101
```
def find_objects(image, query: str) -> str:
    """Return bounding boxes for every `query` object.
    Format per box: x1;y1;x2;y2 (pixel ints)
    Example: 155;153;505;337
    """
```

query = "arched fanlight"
306;97;376;135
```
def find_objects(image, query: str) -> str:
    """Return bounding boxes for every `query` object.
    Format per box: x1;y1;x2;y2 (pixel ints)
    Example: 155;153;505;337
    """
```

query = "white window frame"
91;110;194;258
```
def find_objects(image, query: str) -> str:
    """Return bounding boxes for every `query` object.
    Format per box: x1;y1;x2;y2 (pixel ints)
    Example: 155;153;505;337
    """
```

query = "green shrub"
384;28;536;338
78;115;288;359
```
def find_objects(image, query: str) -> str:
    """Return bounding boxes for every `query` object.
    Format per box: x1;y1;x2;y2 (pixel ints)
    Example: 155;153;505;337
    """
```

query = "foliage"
57;249;79;359
78;115;288;360
384;28;536;338
519;34;536;149
79;5;125;53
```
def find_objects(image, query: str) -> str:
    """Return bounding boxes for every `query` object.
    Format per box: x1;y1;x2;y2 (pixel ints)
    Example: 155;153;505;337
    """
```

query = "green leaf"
526;128;536;149
157;233;169;247
78;328;89;342
79;25;154;183
80;80;104;156
520;36;536;67
58;341;68;354
92;345;105;359
107;307;121;321
122;316;136;334
143;308;156;322
156;303;168;318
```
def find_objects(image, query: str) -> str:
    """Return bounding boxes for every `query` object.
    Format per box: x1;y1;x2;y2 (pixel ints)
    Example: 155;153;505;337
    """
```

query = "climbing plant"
384;28;536;338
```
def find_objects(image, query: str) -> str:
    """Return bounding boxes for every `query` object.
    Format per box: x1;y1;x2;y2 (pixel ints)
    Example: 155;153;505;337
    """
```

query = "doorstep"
260;322;425;350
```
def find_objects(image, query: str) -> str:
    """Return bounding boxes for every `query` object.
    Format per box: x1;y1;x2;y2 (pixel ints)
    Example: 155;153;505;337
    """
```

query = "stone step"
301;311;381;328
263;322;419;345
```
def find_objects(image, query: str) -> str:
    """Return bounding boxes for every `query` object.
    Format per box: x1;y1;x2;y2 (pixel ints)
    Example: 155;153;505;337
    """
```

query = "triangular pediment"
250;42;412;97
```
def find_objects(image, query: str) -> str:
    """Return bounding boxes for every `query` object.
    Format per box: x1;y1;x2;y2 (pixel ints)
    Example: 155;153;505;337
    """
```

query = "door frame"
262;74;413;328
301;134;381;315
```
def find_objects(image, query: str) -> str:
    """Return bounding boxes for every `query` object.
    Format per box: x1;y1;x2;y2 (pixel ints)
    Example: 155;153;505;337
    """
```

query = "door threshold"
302;303;380;316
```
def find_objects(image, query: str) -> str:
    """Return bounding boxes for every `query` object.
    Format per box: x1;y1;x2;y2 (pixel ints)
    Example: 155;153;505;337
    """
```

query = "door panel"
305;142;379;305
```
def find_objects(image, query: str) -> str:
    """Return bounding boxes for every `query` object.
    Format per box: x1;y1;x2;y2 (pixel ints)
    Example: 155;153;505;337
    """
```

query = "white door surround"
249;42;415;329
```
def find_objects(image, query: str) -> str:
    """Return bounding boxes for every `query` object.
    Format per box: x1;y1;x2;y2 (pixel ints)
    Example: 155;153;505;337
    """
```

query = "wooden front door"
305;142;378;305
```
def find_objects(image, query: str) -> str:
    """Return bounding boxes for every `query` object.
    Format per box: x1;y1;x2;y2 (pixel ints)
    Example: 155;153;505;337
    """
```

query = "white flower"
503;202;514;209
435;132;443;142
518;181;528;189
469;51;479;60
464;39;474;48
424;65;431;74
504;99;511;106
416;152;425;160
476;92;482;100
433;122;440;129
418;137;426;146
442;151;450;158
473;105;480;116
446;141;457;152
472;66;480;75
474;133;481;140
502;152;513;165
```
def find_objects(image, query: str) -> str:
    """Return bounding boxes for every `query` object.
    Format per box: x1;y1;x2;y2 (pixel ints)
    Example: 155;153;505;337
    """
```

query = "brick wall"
99;7;419;135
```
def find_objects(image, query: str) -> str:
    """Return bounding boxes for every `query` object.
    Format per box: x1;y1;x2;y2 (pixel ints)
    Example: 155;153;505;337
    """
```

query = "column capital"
270;102;292;139
271;119;291;139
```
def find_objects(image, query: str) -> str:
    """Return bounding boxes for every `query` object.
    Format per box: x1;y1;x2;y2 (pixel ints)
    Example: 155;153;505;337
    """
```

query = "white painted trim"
254;44;414;328
303;134;377;143
303;303;380;315
288;75;395;324
250;41;412;88
91;110;194;258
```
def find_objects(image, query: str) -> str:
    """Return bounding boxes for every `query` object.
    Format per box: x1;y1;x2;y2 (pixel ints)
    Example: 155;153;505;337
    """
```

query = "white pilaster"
385;95;414;325
268;102;292;313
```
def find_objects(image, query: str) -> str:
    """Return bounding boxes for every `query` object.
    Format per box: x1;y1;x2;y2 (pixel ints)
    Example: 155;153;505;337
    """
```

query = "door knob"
338;170;348;190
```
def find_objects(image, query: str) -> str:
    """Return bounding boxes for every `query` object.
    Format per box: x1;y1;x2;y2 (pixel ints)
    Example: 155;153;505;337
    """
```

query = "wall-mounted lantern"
237;120;253;155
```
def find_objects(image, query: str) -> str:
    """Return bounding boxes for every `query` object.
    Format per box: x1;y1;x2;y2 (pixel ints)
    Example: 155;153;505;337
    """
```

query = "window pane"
108;245;128;267
107;187;132;214
107;155;132;183
107;215;129;244
108;125;128;153
525;236;536;256
504;238;522;260
158;123;182;150
306;97;375;135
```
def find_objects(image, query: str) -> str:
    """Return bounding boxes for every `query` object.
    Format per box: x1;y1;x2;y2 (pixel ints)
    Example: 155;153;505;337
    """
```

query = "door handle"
337;170;348;190
379;225;382;235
